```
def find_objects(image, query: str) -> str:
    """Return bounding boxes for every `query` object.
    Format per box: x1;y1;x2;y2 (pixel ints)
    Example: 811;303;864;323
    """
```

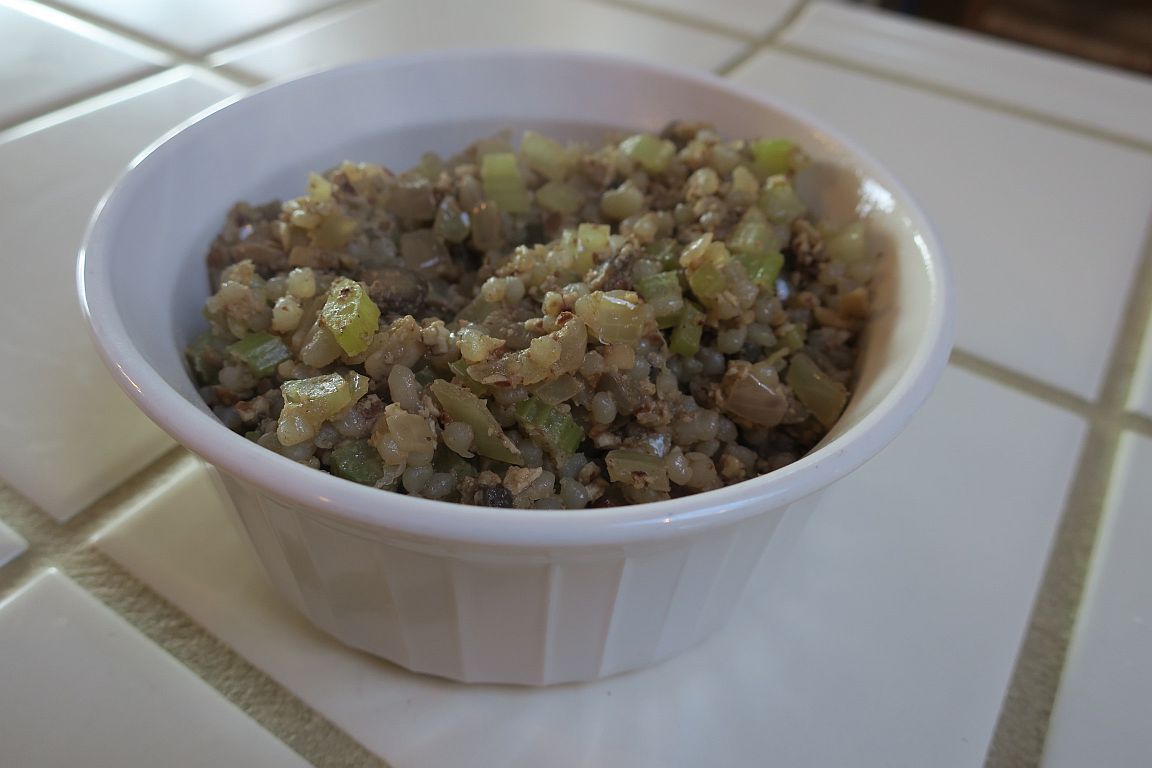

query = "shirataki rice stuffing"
186;123;877;508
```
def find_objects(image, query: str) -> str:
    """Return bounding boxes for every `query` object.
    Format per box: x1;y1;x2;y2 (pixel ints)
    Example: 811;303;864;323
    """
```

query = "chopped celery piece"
532;374;580;405
449;358;487;395
318;277;380;356
687;262;726;300
433;197;471;243
605;449;670;492
330;440;385;485
520;131;571;181
637;270;684;327
786;353;848;428
759;176;807;224
515;397;584;457
619;133;675;173
749;138;797;179
278;372;352;446
669;302;704;357
227;332;291;377
429;380;522;464
646;239;680;271
480;152;531;214
575;222;610;274
282;373;351;416
536;180;584;214
728;207;778;254
636;270;681;301
187;331;228;384
601;184;644;221
735;250;784;288
573;290;647;345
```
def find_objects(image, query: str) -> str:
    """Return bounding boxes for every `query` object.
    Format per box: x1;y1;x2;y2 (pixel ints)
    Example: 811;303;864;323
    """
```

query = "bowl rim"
78;48;955;548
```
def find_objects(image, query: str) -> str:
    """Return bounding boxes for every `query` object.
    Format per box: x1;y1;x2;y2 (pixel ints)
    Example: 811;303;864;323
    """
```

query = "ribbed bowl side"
220;472;799;685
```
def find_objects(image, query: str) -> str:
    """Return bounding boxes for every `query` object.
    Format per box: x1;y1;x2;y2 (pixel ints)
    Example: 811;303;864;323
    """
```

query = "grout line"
0;66;216;145
1121;411;1152;437
202;0;380;66
579;0;757;42
0;449;389;767
715;0;812;76
61;548;389;768
0;65;167;133
948;349;1095;418
985;216;1152;765
25;0;195;61
768;43;1152;155
0;447;190;602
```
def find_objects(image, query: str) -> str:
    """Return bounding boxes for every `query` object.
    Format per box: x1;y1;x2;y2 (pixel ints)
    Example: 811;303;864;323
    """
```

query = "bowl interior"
80;52;950;545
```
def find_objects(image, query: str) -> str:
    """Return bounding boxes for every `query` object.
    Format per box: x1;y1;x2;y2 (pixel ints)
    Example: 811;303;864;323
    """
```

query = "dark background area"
875;0;1152;75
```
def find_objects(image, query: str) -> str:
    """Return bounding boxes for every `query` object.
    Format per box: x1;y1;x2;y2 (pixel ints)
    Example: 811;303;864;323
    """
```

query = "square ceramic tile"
0;570;310;767
1042;433;1152;767
50;0;346;55
210;0;745;81
0;518;27;569
780;2;1152;146
0;70;237;521
0;0;168;129
730;50;1152;400
1129;321;1152;418
96;366;1086;767
620;0;798;38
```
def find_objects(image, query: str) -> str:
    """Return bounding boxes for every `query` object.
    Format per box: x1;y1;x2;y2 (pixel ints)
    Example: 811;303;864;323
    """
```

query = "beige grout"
985;214;1152;766
581;0;758;42
948;349;1095;418
0;447;190;603
714;0;812;77
768;42;1152;156
62;548;388;768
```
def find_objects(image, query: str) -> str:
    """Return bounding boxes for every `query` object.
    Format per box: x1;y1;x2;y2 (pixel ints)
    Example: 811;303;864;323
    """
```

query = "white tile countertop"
1;1;1150;766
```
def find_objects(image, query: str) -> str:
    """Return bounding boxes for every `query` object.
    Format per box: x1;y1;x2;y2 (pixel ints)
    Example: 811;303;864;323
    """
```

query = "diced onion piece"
384;403;437;455
480;152;531;214
310;212;357;249
786;353;848;429
318;277;380;356
759;175;807;224
728;206;779;255
719;360;787;428
429;380;522;464
573;290;648;345
605;450;670;492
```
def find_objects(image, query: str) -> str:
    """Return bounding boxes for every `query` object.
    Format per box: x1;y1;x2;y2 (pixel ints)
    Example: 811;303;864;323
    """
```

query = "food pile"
187;123;876;508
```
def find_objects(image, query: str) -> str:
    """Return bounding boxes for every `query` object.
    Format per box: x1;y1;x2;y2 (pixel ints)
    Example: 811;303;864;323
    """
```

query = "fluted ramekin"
79;51;954;685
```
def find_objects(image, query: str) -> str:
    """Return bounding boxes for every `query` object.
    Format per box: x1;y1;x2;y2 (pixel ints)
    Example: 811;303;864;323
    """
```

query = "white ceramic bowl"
79;51;954;685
